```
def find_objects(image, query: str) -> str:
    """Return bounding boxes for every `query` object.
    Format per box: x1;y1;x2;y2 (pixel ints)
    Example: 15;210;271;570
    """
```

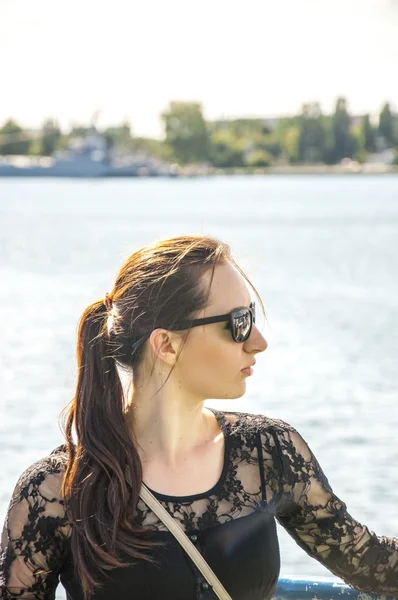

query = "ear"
148;328;182;366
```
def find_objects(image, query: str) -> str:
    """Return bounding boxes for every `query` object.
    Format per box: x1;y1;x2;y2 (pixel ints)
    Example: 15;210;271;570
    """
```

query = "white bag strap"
139;484;233;600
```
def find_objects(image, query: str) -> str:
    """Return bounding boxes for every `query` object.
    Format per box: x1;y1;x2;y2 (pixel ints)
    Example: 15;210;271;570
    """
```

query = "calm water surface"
1;175;397;597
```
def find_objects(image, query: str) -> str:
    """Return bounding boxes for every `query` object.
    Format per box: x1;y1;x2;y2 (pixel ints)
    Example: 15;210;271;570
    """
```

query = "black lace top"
1;409;398;600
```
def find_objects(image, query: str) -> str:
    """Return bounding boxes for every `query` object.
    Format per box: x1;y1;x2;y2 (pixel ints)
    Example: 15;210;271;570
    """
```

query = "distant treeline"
1;97;397;167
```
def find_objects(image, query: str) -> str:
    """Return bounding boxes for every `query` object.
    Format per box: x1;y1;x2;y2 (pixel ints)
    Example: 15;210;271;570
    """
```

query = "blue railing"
274;577;396;600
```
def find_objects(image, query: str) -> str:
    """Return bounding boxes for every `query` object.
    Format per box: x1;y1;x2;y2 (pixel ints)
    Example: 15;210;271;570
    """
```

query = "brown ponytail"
61;234;264;598
62;300;164;598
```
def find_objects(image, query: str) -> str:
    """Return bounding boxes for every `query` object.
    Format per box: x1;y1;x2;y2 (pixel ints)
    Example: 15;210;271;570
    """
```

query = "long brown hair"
61;234;264;599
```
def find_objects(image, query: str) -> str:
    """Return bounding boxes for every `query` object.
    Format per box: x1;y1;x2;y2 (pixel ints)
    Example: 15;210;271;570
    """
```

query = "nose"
244;324;268;353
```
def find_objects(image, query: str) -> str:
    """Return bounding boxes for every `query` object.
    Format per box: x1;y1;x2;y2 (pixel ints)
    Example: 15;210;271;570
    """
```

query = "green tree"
214;118;271;139
0;120;31;155
359;115;376;153
282;126;300;163
103;121;133;152
208;130;245;167
297;102;326;163
330;97;356;162
131;137;174;161
209;118;281;166
321;117;336;164
274;118;300;163
378;103;395;146
39;118;62;155
161;102;209;164
244;148;272;167
253;132;281;159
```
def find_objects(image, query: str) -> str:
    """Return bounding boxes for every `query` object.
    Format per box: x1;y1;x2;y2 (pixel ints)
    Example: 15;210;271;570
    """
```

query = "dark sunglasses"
131;302;256;352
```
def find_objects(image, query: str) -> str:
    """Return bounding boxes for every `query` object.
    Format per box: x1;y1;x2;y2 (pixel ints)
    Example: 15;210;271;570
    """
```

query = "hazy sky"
1;0;397;137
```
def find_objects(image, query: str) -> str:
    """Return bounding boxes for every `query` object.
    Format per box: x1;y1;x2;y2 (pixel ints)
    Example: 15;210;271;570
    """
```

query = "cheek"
178;331;245;396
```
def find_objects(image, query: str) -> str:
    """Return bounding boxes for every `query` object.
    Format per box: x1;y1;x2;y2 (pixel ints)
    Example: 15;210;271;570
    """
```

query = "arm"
0;453;70;599
269;423;398;594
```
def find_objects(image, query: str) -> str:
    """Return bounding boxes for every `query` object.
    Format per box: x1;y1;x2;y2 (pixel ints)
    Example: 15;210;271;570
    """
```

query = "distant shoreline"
1;161;397;179
179;163;398;177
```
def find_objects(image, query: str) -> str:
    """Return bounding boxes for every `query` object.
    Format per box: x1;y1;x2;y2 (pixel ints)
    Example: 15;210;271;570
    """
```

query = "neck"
125;374;220;467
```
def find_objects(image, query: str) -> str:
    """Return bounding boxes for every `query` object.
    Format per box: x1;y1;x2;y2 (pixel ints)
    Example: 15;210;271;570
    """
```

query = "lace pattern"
0;450;70;599
1;409;398;599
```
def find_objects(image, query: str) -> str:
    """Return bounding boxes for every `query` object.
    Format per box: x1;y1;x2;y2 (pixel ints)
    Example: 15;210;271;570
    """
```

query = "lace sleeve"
269;422;398;594
0;450;70;599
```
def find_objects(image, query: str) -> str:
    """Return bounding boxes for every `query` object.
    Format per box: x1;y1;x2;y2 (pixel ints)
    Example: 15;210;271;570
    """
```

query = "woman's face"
175;262;268;400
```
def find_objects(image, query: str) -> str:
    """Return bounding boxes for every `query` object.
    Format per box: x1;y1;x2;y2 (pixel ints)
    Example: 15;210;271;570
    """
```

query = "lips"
241;366;254;375
241;358;255;376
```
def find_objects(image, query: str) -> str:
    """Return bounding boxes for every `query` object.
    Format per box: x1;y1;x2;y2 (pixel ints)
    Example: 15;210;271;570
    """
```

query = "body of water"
1;175;397;597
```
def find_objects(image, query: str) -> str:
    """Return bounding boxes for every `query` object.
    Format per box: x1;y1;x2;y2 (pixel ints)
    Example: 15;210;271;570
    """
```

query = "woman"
1;234;397;600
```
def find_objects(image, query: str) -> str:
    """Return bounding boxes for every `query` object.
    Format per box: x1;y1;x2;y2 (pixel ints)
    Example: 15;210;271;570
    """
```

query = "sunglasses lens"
233;308;252;342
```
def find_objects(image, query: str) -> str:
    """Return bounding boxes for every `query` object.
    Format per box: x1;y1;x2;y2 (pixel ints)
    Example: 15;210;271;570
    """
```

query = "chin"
218;387;246;400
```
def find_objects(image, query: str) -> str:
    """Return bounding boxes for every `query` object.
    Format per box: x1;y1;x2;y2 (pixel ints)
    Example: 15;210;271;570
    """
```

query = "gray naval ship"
0;133;179;177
